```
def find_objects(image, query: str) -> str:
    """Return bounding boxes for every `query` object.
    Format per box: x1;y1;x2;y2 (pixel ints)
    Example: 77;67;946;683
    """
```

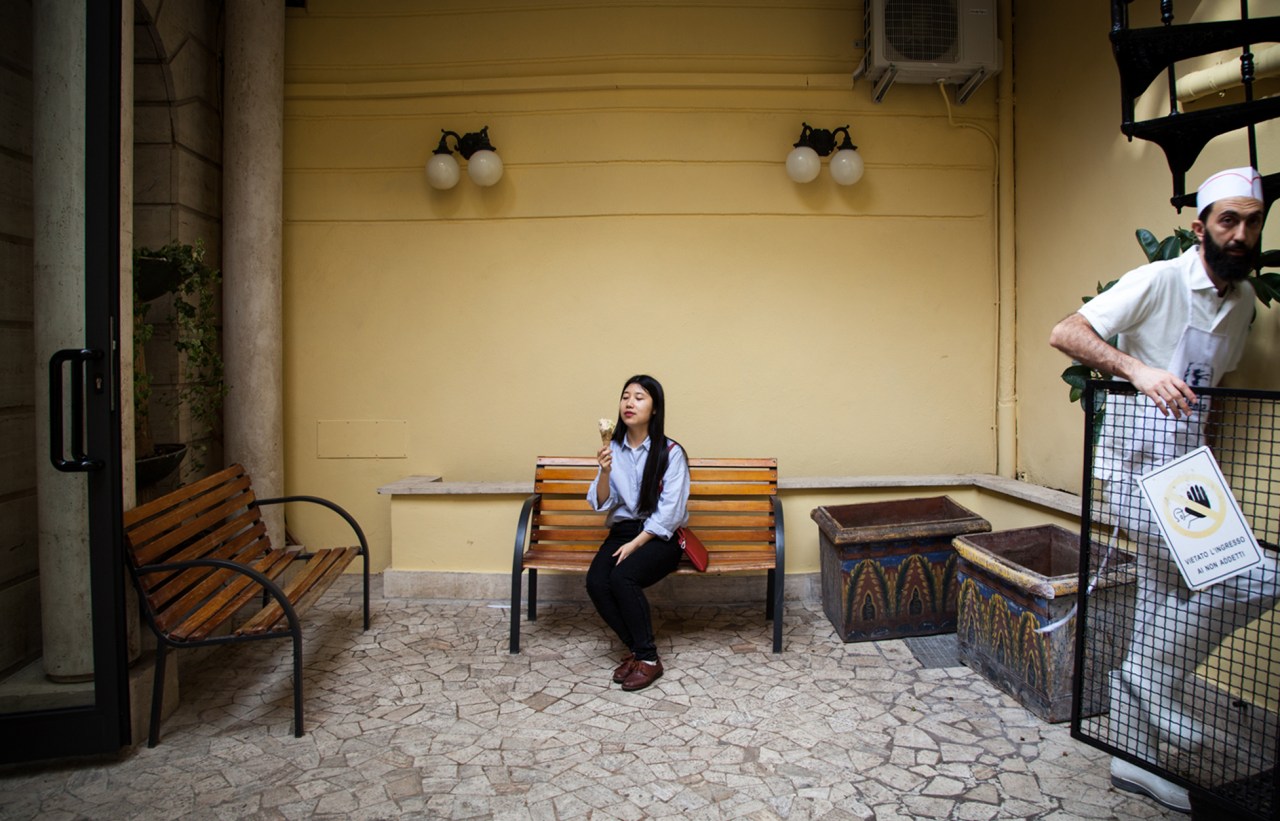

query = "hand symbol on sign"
1184;484;1210;519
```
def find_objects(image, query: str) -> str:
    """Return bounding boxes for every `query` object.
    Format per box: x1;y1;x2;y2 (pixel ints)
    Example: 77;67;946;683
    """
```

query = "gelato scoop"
598;417;615;444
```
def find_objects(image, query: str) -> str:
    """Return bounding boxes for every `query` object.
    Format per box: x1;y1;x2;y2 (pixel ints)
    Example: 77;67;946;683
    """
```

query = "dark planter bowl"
136;443;187;487
134;256;182;303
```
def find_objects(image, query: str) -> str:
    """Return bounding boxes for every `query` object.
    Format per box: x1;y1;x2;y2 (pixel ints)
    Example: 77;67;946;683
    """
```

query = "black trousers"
585;519;682;662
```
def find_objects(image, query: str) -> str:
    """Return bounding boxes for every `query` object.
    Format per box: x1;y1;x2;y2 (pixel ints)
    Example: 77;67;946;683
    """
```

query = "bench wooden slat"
524;547;778;572
534;512;609;526
690;467;777;482
149;523;273;632
537;480;778;497
684;529;776;543
530;530;775;544
685;513;775;527
169;549;295;641
673;553;777;573
130;491;256;567
140;513;266;595
238;547;359;635
694;542;780;553
129;481;257;566
536;466;600;480
123;467;251;527
524;548;623;571
534;455;777;469
690;482;779;496
531;529;610;544
277;546;361;622
688;498;774;512
535;481;595;495
533;511;776;528
125;469;253;535
539;498;597;511
144;520;269;618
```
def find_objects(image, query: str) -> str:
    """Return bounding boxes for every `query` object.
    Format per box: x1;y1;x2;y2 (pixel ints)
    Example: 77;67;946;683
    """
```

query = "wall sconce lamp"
785;123;864;185
426;126;504;189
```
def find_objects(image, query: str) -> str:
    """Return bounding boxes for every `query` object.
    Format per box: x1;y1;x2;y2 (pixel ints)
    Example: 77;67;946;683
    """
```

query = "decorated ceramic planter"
954;524;1136;723
812;496;991;642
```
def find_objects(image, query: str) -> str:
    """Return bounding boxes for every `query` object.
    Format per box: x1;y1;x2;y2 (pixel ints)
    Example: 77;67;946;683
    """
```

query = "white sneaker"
1110;757;1191;813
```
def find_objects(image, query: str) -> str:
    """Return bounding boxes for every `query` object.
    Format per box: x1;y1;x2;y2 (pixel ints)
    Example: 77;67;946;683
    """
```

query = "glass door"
0;0;127;763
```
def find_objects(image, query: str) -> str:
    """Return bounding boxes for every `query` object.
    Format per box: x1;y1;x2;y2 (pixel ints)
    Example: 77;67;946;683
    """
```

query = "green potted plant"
133;240;226;486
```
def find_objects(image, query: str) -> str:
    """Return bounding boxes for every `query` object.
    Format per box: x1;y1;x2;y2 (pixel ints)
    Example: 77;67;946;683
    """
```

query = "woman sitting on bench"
586;374;691;691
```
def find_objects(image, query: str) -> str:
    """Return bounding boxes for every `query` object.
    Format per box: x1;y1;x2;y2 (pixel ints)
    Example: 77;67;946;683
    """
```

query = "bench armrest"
511;493;541;574
253;495;370;558
772;495;786;573
255;494;371;630
133;556;301;639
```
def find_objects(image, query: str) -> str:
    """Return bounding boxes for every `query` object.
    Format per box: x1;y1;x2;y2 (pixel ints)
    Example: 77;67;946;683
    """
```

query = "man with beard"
1050;166;1273;813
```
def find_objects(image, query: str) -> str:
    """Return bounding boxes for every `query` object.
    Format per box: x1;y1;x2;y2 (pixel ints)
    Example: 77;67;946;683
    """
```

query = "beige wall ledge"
378;473;1081;516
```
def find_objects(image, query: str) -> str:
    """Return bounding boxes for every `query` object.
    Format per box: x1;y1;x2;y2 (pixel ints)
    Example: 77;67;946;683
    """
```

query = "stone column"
33;0;92;682
223;0;285;546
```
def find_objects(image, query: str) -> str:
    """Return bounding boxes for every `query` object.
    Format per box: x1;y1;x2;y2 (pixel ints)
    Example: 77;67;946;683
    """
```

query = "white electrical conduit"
1176;45;1280;103
937;81;1017;478
1035;526;1120;635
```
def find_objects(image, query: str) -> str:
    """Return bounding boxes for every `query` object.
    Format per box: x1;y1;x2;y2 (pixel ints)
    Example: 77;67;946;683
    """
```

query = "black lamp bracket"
433;126;496;160
793;123;856;156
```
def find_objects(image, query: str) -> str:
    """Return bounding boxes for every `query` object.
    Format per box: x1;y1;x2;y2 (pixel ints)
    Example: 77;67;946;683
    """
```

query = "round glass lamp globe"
829;149;864;186
467;150;504;187
785;146;821;183
426;153;460;190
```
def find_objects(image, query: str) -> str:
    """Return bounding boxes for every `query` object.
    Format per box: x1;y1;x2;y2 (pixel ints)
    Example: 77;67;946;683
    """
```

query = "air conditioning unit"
859;0;1003;104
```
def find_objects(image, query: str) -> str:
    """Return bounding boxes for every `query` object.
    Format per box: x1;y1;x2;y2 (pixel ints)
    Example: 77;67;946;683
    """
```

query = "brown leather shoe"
621;658;663;691
612;653;636;684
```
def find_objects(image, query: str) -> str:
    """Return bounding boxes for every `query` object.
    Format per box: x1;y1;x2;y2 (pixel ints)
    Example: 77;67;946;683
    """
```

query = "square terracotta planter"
954;524;1136;723
812;496;990;642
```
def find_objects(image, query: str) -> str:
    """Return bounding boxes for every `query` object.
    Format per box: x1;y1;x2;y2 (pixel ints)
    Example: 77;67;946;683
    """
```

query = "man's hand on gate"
1131;364;1197;419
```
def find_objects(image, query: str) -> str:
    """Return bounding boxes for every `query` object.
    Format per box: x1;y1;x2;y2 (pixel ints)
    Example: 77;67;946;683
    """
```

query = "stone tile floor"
0;576;1178;820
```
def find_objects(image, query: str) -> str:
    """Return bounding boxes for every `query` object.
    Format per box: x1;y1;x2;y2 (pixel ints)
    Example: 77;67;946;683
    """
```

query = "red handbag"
661;441;707;571
678;526;709;572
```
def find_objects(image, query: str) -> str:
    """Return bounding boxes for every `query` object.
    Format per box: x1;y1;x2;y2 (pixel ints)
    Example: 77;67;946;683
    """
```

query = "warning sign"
1137;446;1263;590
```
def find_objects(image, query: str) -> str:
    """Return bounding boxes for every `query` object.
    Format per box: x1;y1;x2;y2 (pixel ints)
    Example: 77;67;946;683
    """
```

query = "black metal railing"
1073;380;1280;819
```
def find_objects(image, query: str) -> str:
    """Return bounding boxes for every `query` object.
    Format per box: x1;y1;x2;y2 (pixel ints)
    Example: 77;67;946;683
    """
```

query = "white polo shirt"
1078;248;1255;384
1081;248;1257;484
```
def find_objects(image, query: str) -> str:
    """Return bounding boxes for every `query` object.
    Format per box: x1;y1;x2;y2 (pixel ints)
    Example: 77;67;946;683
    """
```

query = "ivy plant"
134;240;226;470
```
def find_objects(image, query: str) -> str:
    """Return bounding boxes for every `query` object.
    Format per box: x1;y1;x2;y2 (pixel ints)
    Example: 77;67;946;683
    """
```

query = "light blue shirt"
587;437;690;539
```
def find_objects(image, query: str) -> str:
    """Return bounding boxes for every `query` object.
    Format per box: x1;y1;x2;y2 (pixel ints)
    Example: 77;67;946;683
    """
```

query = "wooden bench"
123;463;369;746
511;456;784;654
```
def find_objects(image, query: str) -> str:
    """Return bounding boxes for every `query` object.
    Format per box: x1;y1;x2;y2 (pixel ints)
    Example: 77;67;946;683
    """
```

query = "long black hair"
610;374;684;515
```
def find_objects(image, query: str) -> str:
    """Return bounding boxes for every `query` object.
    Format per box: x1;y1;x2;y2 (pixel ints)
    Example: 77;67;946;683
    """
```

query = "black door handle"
49;348;105;472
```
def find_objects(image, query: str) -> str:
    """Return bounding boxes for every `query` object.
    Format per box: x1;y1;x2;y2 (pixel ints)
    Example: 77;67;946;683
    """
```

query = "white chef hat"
1196;166;1264;214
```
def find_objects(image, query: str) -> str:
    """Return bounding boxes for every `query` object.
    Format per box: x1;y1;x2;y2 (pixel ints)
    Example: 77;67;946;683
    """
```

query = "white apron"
1144;324;1228;466
1101;320;1230;483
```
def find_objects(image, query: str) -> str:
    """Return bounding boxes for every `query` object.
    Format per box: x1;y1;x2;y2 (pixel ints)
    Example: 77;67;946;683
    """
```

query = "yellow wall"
282;1;1007;569
281;1;1277;573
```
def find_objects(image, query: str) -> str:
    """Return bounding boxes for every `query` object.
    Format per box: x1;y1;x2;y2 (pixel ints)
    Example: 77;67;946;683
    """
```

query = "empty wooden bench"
511;456;784;653
123;463;369;746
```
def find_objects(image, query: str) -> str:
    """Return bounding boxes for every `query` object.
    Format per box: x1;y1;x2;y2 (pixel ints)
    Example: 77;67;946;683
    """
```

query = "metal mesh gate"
1073;382;1280;819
